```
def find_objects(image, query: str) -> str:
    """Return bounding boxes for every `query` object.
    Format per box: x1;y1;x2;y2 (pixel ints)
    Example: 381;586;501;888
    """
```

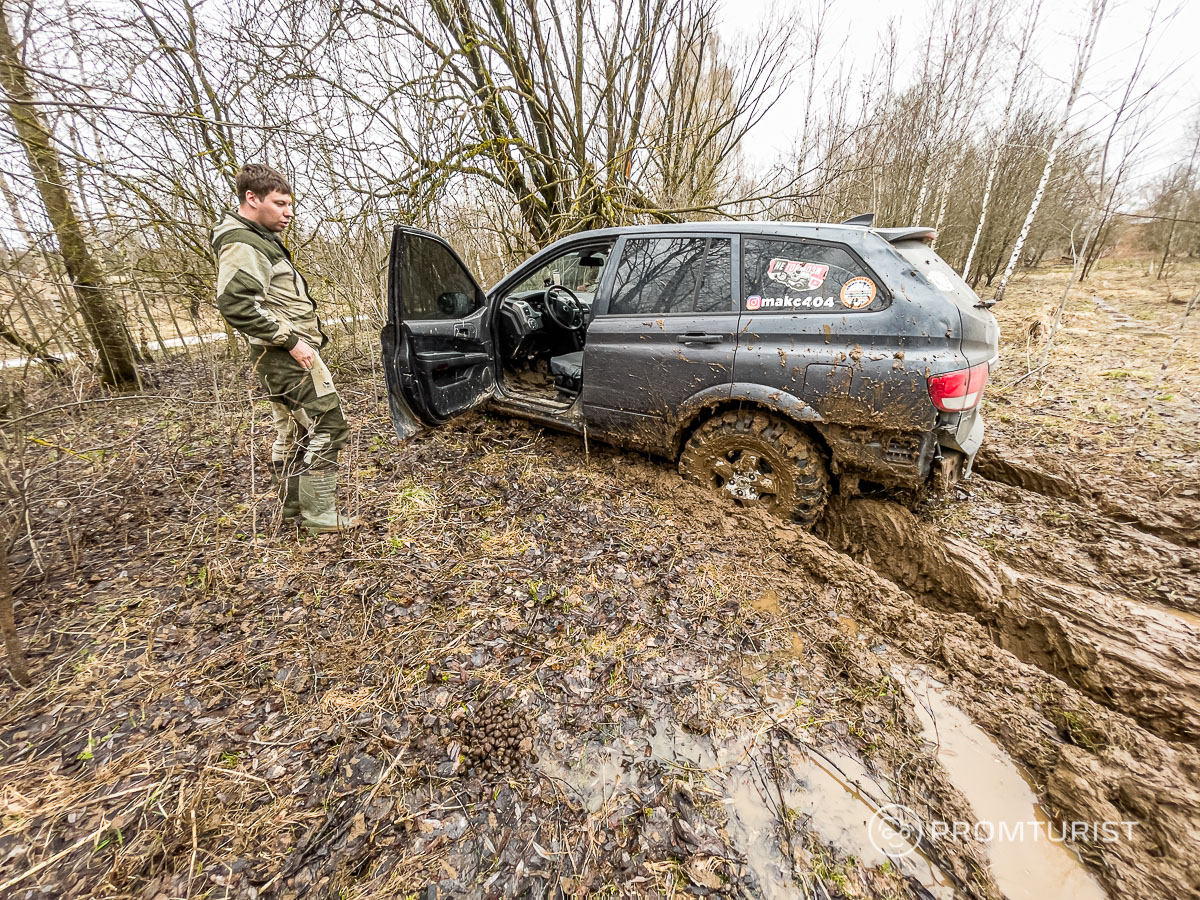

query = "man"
212;164;358;533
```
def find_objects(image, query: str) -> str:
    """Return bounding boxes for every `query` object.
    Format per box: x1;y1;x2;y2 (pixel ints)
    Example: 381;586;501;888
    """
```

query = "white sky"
726;0;1200;187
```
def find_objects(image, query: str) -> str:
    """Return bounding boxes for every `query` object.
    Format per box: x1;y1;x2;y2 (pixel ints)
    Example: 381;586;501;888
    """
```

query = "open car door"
381;227;496;438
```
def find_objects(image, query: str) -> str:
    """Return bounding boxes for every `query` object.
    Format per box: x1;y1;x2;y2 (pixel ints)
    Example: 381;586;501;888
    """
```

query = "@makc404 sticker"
840;276;877;309
745;294;836;311
767;258;829;290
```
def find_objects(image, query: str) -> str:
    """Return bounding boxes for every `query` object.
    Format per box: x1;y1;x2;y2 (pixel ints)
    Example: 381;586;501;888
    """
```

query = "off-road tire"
679;411;830;527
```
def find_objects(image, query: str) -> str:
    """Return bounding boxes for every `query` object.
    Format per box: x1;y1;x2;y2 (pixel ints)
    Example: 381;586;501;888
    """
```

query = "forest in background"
0;0;1197;385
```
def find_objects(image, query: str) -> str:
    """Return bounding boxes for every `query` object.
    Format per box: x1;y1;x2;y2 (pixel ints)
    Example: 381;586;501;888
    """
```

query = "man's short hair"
236;164;292;203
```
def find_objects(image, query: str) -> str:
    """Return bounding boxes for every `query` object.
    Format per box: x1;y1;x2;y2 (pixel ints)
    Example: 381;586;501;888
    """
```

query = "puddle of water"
753;589;783;615
547;717;953;899
777;746;953;898
902;670;1108;900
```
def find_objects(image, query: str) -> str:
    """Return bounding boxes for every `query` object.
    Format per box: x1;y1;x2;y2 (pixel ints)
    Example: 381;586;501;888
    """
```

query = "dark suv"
381;219;999;525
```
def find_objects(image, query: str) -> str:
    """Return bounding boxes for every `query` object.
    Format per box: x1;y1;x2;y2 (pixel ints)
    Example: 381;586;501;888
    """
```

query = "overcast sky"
727;0;1200;188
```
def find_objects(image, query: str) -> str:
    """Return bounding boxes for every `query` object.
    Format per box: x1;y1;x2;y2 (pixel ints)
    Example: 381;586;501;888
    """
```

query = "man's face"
241;189;293;232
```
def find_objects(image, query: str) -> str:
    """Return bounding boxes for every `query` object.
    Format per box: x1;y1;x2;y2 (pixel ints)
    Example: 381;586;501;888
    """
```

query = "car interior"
495;242;614;405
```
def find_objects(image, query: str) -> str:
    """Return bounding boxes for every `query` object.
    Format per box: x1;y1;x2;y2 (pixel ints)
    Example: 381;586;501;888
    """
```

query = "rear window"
893;240;981;309
742;238;887;313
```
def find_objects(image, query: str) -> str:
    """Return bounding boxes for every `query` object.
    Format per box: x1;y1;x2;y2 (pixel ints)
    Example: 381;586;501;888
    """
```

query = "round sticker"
745;295;762;311
840;277;877;309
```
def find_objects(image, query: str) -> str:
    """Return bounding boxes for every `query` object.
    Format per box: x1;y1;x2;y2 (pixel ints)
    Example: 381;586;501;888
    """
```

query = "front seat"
549;351;584;397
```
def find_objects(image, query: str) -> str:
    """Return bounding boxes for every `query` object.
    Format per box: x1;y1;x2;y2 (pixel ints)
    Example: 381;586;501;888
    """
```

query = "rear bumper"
935;409;984;474
816;424;937;489
816;410;984;492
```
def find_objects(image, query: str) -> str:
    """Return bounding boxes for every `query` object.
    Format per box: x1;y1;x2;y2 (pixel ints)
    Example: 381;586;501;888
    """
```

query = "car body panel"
382;219;1001;491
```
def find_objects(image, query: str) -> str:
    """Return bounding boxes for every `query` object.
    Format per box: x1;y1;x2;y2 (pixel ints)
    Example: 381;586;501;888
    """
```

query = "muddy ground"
1;260;1198;899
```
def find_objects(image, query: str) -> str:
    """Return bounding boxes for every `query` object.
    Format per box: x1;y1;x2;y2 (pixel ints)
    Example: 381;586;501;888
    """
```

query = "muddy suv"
381;219;999;525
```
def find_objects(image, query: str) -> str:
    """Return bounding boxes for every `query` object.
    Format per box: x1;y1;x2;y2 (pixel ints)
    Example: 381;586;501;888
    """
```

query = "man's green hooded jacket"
211;211;326;350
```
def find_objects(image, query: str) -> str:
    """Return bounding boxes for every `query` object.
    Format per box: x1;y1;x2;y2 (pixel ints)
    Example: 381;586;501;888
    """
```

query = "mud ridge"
756;509;1200;899
976;448;1200;549
974;448;1093;505
818;497;1200;743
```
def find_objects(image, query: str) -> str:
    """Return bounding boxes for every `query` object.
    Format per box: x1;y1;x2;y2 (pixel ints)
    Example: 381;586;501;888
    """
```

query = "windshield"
893;240;981;309
511;247;610;299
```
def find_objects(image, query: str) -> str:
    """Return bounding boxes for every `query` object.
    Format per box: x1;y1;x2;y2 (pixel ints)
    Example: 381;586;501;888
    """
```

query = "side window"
510;247;610;298
399;233;483;320
742;238;887;313
694;240;733;313
608;237;732;315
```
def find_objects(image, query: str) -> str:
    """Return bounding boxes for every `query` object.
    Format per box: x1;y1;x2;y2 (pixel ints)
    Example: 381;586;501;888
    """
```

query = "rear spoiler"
873;227;936;244
838;215;936;244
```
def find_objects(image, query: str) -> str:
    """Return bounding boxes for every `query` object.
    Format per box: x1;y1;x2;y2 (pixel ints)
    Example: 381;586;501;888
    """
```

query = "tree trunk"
962;3;1038;280
0;1;138;386
0;540;30;687
992;0;1107;304
1158;128;1200;279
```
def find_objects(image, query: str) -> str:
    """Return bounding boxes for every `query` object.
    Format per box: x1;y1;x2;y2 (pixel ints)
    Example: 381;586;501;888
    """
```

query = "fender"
669;382;824;453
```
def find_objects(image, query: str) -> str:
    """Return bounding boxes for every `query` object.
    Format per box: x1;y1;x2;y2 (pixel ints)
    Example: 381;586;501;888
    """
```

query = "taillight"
927;362;989;411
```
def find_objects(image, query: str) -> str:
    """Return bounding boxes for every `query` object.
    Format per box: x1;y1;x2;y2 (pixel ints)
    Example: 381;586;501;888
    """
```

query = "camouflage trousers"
250;346;350;472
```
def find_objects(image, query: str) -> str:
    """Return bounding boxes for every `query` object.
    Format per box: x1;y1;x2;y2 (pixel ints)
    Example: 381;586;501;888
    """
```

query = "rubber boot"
298;471;361;534
270;462;302;522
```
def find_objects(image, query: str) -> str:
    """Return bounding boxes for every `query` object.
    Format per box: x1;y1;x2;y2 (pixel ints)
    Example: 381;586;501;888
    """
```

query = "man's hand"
290;339;316;369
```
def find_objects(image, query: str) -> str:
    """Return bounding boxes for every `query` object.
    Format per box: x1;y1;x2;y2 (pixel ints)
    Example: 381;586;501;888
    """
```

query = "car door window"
608;237;732;315
400;234;484;320
742;238;888;313
511;248;608;299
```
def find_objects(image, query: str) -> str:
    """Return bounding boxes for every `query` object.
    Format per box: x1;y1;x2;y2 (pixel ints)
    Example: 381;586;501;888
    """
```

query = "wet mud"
5;267;1200;898
818;495;1200;743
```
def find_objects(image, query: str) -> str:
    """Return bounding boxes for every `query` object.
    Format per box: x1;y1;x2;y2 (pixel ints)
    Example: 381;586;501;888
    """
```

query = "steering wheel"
543;284;587;331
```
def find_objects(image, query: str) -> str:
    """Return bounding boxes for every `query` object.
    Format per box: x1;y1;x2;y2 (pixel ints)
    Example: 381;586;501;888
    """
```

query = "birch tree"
961;0;1040;280
991;0;1108;304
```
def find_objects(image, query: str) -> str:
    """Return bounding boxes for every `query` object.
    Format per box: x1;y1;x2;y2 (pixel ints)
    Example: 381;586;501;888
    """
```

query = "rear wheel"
679;411;830;527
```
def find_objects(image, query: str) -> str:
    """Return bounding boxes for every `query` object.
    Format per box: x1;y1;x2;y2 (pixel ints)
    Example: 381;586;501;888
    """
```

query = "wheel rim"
711;448;777;503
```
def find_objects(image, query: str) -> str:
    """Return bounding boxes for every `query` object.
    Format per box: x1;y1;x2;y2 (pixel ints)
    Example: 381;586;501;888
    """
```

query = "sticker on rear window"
767;258;829;290
840;277;877;309
745;294;836;310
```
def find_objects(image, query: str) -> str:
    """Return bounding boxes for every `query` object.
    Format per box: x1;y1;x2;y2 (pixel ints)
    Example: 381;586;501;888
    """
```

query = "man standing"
212;164;358;533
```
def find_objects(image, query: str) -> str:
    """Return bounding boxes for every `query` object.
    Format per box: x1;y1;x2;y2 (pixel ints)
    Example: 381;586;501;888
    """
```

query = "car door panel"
382;227;496;430
583;234;739;455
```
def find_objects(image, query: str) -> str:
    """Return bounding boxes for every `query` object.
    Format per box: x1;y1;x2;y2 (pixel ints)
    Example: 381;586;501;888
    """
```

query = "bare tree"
1039;3;1167;368
961;0;1039;280
0;0;139;385
353;0;800;249
992;0;1108;304
1154;114;1200;279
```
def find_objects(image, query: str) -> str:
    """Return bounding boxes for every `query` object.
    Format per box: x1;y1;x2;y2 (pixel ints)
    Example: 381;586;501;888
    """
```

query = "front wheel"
679;411;830;527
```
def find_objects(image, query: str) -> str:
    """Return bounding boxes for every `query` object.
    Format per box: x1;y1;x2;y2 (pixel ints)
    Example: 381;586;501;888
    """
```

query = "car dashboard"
498;289;594;361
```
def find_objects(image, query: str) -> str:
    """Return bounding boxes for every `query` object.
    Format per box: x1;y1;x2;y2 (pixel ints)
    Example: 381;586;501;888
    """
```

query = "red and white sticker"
767;258;829;290
840;277;877;309
745;295;762;310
